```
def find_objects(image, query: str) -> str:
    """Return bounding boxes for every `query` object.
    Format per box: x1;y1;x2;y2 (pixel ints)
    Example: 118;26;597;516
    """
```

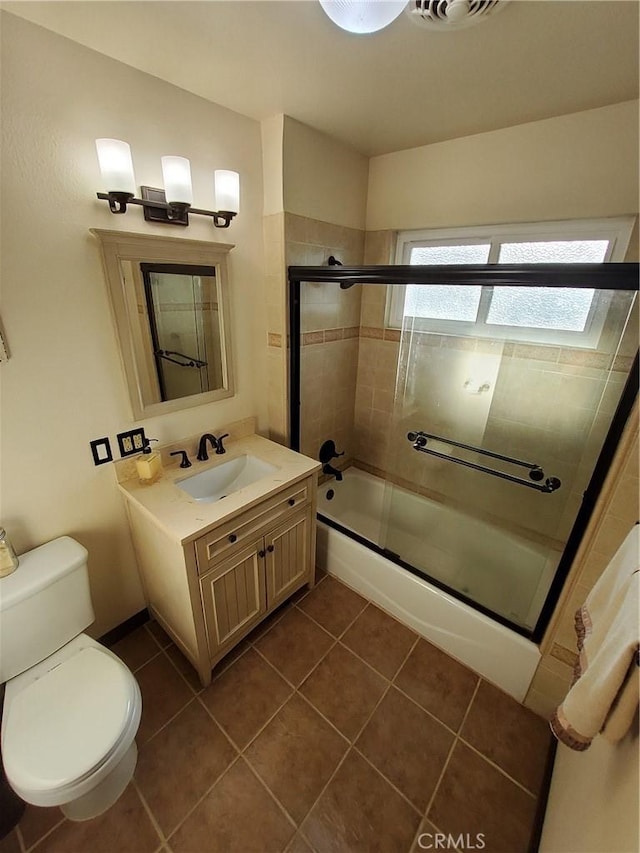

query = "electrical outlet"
117;428;146;458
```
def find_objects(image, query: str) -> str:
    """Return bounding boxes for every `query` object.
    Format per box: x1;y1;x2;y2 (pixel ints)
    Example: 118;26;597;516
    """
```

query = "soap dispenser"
136;438;162;485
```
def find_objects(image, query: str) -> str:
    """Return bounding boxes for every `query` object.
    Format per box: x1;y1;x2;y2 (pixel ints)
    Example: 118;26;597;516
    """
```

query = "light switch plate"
90;437;113;466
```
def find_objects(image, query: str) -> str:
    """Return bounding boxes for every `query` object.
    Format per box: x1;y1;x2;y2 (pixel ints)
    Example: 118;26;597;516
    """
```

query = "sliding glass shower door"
380;282;637;632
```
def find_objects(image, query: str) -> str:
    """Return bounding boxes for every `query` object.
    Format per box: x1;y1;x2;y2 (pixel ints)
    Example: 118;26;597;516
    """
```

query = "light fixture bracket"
141;186;189;226
96;188;237;228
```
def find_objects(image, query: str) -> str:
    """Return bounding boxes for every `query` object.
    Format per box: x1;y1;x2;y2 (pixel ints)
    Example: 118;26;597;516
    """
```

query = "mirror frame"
92;229;235;419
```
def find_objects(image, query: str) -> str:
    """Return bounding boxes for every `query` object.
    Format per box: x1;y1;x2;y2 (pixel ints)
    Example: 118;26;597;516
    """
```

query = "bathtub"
316;468;544;701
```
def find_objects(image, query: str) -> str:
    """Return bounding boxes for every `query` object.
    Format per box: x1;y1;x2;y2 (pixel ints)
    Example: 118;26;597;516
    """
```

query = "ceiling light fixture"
95;139;240;228
319;0;408;34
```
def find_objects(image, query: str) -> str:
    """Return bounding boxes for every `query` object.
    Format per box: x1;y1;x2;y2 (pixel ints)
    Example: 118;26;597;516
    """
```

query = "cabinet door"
265;508;311;610
200;538;267;658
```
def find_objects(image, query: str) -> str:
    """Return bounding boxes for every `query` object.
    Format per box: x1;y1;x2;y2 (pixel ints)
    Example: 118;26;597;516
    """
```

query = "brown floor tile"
255;608;334;686
246;600;293;643
245;694;348;824
169;758;294;853
145;619;172;649
164;644;203;692
111;626;161;672
210;638;251;679
0;830;20;853
342;603;416;680
297;576;367;637
135;699;237;835
356;687;454;811
135;653;194;744
300;644;387;740
31;784;159;853
395;639;478;731
429;741;537;853
201;648;292;749
302;748;420;853
285;833;315;853
17;804;64;850
461;680;553;794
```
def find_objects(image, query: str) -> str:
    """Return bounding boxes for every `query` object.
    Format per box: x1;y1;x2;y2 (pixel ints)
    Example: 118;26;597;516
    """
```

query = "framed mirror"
92;230;234;419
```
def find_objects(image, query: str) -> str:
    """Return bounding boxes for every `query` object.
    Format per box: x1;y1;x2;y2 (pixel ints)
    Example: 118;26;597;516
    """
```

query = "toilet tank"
0;537;94;683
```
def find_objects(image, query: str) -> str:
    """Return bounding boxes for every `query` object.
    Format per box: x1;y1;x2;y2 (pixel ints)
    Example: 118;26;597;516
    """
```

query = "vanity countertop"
118;434;321;544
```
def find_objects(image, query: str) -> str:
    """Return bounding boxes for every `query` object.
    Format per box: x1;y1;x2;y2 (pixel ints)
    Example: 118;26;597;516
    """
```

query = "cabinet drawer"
195;478;311;574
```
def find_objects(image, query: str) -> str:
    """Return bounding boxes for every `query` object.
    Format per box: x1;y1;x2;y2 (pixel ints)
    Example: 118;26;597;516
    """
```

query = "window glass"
409;244;490;265
487;287;596;331
405;284;481;321
498;240;608;264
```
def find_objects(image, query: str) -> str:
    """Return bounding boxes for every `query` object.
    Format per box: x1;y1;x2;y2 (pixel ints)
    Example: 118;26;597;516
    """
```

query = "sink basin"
176;455;278;503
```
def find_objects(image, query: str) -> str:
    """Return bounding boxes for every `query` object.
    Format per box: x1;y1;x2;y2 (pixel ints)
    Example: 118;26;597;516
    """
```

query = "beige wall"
261;115;284;217
283;116;369;231
0;13;267;635
366;100;640;253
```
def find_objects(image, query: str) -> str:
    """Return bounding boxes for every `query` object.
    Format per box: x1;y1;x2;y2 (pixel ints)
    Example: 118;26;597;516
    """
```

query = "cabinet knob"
228;533;237;543
288;498;295;506
267;545;275;553
258;549;266;558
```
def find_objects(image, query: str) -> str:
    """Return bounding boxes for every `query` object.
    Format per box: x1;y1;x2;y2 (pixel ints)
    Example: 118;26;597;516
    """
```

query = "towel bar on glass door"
407;430;562;493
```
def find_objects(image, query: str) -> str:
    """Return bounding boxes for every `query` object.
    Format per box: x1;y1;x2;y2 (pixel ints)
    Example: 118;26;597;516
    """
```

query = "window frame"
389;217;635;347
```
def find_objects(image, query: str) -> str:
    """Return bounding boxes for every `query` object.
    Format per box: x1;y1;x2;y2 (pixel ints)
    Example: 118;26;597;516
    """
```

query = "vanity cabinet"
198;505;312;658
123;466;318;687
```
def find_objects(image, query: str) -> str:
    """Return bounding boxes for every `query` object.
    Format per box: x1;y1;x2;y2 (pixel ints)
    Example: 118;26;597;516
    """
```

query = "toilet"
0;536;142;821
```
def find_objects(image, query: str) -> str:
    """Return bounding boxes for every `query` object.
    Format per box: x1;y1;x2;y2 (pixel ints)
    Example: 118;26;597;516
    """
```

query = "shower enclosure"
289;263;638;642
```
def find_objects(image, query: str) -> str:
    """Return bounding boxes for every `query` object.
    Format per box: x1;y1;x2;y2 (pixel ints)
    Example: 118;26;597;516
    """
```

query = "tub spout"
322;463;343;481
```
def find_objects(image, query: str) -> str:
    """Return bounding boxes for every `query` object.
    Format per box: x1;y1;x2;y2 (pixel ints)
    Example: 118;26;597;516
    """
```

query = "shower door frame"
288;263;639;642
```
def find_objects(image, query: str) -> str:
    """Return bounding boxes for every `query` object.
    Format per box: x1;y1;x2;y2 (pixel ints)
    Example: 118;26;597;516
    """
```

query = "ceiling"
4;0;639;156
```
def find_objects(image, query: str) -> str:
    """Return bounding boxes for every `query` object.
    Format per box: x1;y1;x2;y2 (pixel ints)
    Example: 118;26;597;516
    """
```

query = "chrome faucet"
196;433;229;461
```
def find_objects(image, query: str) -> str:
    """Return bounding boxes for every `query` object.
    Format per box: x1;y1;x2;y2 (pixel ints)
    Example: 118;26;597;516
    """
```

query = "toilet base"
60;741;137;822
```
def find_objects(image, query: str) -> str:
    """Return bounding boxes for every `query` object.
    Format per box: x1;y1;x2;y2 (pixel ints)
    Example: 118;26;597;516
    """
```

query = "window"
389;217;635;347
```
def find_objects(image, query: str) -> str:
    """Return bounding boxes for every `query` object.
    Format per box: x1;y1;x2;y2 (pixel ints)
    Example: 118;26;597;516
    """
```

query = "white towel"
550;524;639;751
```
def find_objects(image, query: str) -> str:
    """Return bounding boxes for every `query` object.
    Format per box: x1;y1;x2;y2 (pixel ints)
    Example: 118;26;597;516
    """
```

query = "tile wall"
352;278;637;548
279;213;365;461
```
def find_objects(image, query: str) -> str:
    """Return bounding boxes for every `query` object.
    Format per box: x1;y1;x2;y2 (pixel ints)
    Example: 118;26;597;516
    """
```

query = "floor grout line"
421;676;481;833
239;754;300;835
456;737;540;799
352;746;423;817
131;778;166;847
19;812;67;853
161;754;244;847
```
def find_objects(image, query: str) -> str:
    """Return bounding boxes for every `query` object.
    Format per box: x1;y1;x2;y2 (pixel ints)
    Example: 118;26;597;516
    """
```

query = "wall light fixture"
95;139;240;228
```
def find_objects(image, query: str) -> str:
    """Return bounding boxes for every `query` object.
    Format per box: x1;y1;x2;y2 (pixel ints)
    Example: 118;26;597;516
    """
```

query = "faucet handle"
170;450;192;469
215;433;229;455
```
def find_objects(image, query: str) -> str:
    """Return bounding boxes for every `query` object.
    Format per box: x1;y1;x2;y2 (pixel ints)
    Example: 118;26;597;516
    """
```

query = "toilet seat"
1;636;141;807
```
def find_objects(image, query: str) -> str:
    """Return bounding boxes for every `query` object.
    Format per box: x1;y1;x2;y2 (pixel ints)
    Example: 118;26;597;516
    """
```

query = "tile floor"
1;572;552;853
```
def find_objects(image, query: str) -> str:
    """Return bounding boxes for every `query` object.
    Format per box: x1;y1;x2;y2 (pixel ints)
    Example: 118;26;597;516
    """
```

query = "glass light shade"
161;156;193;205
95;138;136;194
319;0;408;33
214;170;240;213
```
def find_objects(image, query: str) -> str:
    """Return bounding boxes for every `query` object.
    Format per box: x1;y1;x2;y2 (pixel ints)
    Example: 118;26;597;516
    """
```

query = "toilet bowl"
0;537;142;821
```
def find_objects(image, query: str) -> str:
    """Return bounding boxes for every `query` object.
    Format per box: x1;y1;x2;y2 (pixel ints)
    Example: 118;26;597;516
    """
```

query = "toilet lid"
3;647;137;793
